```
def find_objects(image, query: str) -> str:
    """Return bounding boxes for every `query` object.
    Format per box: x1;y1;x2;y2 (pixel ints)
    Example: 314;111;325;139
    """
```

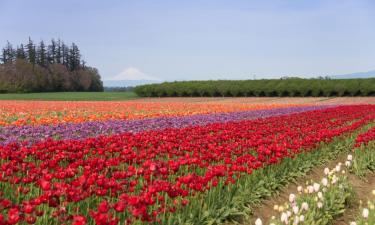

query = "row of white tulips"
255;154;355;225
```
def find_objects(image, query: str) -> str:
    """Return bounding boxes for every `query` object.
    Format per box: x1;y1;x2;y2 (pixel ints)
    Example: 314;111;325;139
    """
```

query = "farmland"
0;98;374;225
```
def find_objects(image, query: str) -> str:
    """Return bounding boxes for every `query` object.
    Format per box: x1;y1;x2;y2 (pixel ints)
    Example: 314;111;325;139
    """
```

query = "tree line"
134;78;375;97
0;38;103;93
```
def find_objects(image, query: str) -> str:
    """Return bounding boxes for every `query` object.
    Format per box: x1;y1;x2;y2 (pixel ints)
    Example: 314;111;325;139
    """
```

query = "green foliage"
134;79;375;97
351;142;375;178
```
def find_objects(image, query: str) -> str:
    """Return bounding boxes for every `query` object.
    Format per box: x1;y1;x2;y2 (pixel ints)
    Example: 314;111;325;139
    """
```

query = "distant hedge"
134;79;375;97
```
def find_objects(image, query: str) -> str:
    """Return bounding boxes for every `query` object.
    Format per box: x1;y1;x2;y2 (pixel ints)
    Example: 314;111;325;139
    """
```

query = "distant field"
0;92;139;101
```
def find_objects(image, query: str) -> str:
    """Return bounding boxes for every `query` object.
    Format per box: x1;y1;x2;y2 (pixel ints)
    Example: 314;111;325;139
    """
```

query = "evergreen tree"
62;42;69;66
1;41;16;63
26;37;36;65
1;48;6;63
37;40;47;67
68;43;81;71
48;39;57;64
16;44;26;59
56;39;62;64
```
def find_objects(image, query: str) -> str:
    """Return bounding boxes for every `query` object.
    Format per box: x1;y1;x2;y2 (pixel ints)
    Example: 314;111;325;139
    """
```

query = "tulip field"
0;99;374;225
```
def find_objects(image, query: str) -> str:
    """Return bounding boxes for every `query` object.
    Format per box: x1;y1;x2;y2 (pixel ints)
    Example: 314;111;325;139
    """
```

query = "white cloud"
109;67;161;81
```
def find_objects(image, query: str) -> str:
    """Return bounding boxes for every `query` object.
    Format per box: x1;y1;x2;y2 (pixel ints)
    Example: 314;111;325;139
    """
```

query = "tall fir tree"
37;40;47;67
62;42;69;66
26;37;36;65
1;41;16;63
48;39;57;64
16;44;26;59
56;39;62;64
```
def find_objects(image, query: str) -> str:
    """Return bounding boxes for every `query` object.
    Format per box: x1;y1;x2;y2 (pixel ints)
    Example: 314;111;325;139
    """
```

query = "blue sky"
1;0;375;81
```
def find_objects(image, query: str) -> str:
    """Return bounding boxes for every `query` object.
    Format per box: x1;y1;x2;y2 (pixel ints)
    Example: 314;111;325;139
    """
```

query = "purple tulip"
0;105;335;146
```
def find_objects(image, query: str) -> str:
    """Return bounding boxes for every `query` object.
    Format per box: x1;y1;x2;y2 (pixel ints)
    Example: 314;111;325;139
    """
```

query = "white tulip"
301;202;309;211
299;215;305;222
281;212;288;223
324;167;330;175
362;208;369;218
255;218;263;225
317;191;323;199
317;201;323;208
350;222;357;225
307;185;314;193
292;206;299;214
297;186;303;193
287;210;292;217
347;154;353;161
345;160;351;167
335;164;341;172
289;193;296;203
293;216;299;225
313;183;320;192
321;177;328;186
273;204;279;211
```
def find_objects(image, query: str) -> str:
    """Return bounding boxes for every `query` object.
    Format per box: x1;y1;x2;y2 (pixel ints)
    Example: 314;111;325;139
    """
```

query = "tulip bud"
292;206;299;214
317;202;323;208
307;186;314;193
347;154;353;161
301;202;309;211
289;194;296;203
321;177;328;186
313;183;320;192
293;216;299;225
362;208;369;218
324;168;329;175
255;218;262;225
297;186;303;193
281;212;288;223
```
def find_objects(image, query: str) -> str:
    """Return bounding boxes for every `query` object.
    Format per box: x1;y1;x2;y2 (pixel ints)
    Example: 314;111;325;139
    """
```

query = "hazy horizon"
1;0;375;81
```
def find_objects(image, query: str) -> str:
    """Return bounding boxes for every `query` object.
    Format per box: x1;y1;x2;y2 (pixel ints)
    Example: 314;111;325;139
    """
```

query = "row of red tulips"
355;125;375;146
0;105;374;224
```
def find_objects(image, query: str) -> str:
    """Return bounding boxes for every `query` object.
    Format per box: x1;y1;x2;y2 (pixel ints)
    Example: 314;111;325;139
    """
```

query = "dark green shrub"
133;78;375;97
